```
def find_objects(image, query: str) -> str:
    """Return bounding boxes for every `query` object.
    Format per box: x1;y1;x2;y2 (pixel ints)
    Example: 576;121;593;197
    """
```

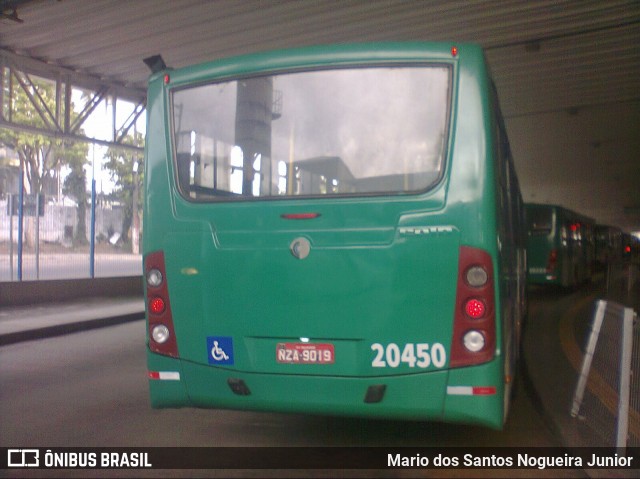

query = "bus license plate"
276;343;335;364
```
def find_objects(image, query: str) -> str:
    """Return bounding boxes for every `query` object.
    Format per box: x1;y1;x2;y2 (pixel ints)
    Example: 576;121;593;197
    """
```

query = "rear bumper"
147;350;505;429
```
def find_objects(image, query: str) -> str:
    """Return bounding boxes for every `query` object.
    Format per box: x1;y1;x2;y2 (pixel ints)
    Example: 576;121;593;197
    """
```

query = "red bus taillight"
145;250;179;358
149;297;166;314
464;298;486;319
546;249;558;273
450;246;496;367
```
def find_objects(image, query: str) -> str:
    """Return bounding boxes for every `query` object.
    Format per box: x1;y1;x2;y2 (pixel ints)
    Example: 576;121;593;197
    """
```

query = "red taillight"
546;249;558;273
451;45;458;57
149;297;165;314
164;74;170;84
465;298;486;319
450;246;496;368
145;250;179;358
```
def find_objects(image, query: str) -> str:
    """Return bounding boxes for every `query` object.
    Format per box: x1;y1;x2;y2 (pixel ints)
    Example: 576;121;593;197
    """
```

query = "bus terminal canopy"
0;0;639;231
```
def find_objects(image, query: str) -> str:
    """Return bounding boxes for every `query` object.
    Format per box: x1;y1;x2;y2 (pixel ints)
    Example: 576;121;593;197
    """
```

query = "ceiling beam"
0;49;145;152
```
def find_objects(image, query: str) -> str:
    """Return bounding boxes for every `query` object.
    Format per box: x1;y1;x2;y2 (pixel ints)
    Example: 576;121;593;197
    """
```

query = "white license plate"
276;343;335;364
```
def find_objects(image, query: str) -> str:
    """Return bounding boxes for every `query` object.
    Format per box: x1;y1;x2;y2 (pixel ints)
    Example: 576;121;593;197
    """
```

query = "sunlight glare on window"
230;146;243;167
230;169;243;194
253;154;262;172
252;174;261;196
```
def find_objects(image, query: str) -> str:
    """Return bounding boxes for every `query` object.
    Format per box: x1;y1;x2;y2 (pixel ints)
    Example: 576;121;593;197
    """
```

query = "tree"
62;150;89;245
104;132;144;252
0;72;88;247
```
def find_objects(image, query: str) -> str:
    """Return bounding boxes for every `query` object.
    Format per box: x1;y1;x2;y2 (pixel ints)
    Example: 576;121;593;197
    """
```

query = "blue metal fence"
1;192;141;281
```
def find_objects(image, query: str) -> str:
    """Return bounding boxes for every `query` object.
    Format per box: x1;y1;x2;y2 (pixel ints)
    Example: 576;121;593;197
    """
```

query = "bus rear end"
144;43;511;429
526;204;560;285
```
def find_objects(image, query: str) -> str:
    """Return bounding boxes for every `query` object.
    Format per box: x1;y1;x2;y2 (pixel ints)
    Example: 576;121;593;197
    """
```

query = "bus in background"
595;224;622;269
525;203;595;288
143;42;527;429
622;232;640;263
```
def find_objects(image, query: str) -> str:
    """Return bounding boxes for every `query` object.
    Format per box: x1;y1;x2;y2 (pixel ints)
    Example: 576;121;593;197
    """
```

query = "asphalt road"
0;296;588;478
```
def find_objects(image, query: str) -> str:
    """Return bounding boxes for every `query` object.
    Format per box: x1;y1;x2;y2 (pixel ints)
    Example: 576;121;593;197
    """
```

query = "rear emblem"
290;237;311;259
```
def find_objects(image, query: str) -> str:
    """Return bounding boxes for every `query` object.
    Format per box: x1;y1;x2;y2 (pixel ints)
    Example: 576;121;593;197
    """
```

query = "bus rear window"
171;66;450;200
528;209;552;235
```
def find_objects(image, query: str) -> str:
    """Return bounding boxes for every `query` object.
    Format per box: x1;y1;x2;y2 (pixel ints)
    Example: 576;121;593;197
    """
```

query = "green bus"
622;232;640;263
143;42;527;429
525;203;595;287
595;224;622;268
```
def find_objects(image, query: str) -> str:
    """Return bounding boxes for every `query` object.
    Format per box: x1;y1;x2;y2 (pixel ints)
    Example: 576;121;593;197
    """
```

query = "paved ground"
0;296;144;346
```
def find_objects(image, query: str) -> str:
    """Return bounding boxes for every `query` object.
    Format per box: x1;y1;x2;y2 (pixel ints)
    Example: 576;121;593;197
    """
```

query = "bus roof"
149;41;483;86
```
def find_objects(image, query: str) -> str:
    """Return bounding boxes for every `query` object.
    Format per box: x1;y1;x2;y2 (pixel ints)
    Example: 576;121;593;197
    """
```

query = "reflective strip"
472;386;497;395
447;386;473;395
148;371;180;381
447;386;496;396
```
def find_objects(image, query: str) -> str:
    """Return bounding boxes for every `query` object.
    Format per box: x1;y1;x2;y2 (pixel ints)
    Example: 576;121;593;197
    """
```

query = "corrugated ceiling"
1;0;640;231
2;0;639;116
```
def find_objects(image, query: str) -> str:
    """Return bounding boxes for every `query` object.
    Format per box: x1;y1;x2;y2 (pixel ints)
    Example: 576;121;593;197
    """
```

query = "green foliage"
2;68;145;249
0;72;88;196
1;69;89;246
63;166;88;245
105;132;144;245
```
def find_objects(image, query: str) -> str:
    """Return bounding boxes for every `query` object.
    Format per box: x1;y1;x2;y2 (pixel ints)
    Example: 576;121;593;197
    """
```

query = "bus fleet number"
371;342;446;369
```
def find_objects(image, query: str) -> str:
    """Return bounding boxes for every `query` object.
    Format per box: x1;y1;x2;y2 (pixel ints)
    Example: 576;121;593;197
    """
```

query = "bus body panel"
144;42;525;429
160;224;460;377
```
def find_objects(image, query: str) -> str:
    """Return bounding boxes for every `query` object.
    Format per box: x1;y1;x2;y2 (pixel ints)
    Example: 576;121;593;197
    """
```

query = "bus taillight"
450;246;496;367
145;250;179;358
464;298;486;319
149;297;166;314
546;249;558;273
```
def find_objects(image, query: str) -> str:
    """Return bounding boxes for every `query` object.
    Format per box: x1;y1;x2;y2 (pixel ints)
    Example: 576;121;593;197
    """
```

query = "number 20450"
371;342;446;369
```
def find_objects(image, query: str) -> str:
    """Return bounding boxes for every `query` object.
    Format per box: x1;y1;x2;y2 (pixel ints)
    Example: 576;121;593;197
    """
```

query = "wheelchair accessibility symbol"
211;341;228;361
207;336;234;365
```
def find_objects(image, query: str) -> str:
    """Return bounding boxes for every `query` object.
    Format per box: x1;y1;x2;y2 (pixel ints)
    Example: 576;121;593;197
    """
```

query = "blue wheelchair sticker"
207;336;234;365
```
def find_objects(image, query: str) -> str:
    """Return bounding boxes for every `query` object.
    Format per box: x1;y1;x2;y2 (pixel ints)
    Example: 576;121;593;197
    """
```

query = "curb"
0;310;145;346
